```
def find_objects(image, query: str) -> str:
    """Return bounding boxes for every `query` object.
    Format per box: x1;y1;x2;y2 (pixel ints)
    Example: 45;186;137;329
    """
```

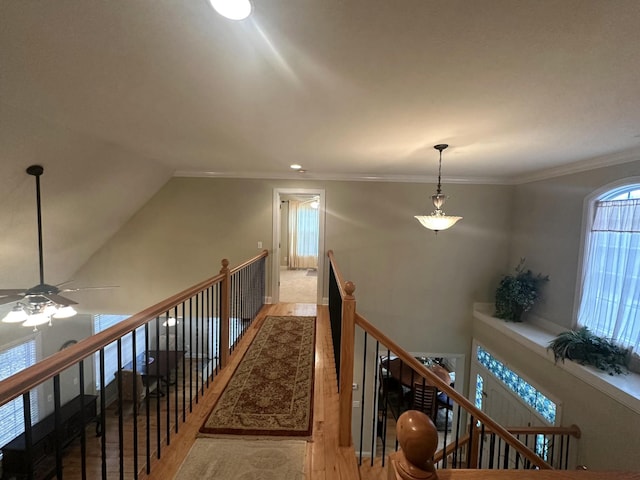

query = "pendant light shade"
2;305;29;323
414;144;462;233
209;0;252;20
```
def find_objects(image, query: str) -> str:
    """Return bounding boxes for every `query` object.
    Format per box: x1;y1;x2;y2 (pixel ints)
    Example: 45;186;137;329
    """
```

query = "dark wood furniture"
382;357;451;388
145;350;185;383
411;382;438;422
123;350;184;383
1;394;98;480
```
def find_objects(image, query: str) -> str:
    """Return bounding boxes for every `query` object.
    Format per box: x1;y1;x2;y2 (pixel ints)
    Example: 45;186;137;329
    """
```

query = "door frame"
271;187;326;305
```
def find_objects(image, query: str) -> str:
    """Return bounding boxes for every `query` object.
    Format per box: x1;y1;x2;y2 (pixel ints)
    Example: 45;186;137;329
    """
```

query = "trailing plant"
494;258;549;322
548;326;630;375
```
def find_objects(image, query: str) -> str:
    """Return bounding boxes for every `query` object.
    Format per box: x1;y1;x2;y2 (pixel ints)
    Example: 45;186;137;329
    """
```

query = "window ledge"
473;303;640;416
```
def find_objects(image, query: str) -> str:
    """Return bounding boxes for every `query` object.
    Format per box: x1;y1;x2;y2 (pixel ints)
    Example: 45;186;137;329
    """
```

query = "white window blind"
93;314;146;390
0;337;39;449
578;190;640;352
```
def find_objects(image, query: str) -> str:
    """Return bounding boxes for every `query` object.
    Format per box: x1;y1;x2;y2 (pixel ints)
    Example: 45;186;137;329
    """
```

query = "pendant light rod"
434;144;448;195
26;165;45;285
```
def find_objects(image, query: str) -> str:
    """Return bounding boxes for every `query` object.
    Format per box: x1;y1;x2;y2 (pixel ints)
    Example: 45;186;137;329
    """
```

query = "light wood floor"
35;304;633;480
58;303;362;480
146;303;361;480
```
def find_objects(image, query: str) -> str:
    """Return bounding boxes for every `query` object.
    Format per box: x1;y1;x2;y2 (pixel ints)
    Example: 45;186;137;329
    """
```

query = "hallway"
145;303;360;480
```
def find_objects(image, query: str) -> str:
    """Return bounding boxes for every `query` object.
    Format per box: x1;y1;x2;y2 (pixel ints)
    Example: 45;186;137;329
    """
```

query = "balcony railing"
327;250;582;475
0;251;267;480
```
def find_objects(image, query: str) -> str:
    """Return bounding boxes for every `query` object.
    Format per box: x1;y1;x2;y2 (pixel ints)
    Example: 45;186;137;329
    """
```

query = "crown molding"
173;170;506;185
510;146;640;185
174;146;640;186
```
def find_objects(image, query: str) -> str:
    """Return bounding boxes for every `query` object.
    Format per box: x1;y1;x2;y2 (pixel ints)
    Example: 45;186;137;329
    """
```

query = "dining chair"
411;382;438;422
114;369;158;413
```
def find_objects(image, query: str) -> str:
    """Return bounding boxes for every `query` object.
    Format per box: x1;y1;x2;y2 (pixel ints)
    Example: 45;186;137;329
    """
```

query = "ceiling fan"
0;165;111;328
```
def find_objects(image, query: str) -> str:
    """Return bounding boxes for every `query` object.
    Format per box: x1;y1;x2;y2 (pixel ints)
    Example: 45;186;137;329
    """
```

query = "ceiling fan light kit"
1;165;79;329
414;144;463;233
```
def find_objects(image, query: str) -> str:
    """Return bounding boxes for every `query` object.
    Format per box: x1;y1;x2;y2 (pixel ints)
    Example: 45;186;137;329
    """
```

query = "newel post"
388;411;439;480
338;280;356;447
220;258;230;368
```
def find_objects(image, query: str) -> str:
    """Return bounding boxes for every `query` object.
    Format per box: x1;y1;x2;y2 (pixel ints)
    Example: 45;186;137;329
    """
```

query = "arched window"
577;182;640;353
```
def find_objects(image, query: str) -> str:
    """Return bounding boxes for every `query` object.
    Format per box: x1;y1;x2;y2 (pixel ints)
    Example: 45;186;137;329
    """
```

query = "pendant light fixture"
414;144;462;233
208;0;252;20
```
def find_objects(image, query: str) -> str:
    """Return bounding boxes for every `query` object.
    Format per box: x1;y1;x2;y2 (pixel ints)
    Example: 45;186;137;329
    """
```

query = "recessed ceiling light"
209;0;252;20
290;164;302;170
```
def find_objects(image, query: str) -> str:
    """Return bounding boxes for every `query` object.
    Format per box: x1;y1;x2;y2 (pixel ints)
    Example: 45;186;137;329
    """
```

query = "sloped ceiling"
1;0;639;300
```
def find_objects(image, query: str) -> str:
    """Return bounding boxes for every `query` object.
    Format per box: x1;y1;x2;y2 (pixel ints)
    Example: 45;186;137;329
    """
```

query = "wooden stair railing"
434;425;581;469
0;251;267;407
0;251;268;480
353;312;553;469
328;249;562;471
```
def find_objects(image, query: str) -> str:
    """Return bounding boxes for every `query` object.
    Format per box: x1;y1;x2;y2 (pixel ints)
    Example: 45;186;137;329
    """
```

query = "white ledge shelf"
473;303;640;416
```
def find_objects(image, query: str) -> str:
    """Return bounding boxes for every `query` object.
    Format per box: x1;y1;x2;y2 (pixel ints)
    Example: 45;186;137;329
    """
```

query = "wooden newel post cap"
344;281;356;297
220;258;229;272
395;411;438;479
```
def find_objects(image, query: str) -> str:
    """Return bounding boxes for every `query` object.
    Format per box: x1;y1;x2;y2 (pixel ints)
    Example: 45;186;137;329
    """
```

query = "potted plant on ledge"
548;327;630;376
494;258;549;322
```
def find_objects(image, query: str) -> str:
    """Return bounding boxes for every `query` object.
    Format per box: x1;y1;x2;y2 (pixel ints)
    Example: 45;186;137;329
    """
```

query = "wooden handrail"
327;250;348;298
485;425;581;438
433;425;581;464
0;252;268;406
434;433;471;463
229;249;269;275
354;312;553;469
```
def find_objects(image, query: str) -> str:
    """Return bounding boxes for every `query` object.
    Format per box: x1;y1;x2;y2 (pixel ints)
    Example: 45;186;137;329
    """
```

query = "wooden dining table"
381;357;452;388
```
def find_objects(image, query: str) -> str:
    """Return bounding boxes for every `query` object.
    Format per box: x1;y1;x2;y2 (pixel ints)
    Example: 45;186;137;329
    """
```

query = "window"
287;199;319;269
93;314;146;390
0;337;39;449
577;183;640;353
476;345;557;423
475;374;484;410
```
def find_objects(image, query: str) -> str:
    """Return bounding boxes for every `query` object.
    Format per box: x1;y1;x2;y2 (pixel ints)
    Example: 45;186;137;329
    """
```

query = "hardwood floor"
58;303;362;480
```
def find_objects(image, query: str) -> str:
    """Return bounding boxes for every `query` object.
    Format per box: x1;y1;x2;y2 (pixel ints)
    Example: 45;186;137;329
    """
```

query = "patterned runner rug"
200;315;316;437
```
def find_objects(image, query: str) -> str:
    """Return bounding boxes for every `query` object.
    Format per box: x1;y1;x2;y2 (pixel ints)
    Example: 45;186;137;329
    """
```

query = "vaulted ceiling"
1;0;640;290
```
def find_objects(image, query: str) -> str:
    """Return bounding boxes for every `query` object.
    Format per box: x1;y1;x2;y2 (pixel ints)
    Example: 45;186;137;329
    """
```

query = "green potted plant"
494;258;549;322
548;327;630;375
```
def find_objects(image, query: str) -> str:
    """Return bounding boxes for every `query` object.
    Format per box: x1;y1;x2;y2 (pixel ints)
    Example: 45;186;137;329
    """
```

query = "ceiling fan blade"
60;285;119;293
42;293;78;306
0;289;27;295
0;295;24;306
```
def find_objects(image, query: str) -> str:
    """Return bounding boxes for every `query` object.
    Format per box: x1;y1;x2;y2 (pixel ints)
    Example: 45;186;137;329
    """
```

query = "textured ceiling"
1;0;640;299
2;0;640;184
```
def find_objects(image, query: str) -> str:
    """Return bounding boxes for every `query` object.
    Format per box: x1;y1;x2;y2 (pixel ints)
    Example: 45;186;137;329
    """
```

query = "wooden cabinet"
1;394;98;480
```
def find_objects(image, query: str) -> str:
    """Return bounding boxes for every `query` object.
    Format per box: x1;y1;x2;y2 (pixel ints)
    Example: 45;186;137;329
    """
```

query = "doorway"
272;188;325;304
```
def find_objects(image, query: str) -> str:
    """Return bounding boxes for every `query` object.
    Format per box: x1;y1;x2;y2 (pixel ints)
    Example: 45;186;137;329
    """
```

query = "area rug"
175;438;306;480
200;315;315;437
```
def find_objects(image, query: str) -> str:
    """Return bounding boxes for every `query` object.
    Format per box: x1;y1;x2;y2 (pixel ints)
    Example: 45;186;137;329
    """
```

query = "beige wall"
7;163;640;468
71;177;513;357
474;319;640;471
494;158;640;470
510;159;640;328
